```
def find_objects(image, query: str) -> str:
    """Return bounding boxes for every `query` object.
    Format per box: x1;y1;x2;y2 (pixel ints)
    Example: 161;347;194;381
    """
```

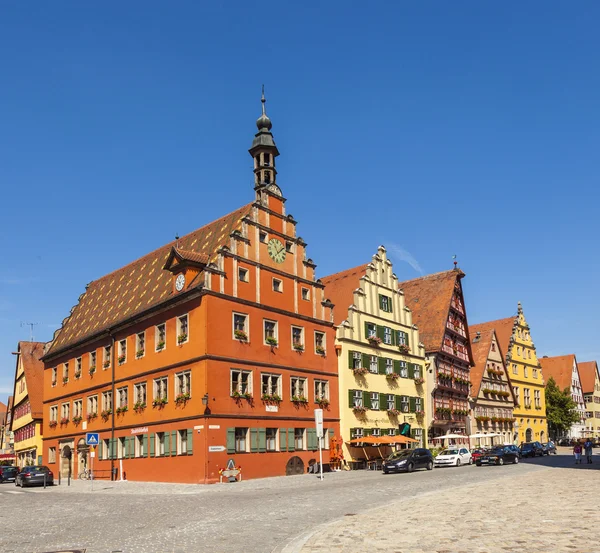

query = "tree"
545;377;580;440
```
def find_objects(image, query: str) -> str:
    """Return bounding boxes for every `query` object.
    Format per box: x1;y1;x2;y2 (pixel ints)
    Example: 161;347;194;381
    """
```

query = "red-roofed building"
41;95;339;483
580;361;600;438
400;268;474;442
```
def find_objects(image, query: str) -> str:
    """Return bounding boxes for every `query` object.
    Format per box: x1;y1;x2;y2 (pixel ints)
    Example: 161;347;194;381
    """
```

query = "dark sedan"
542;442;557;455
0;466;18;483
382;448;434;473
520;441;544;458
476;447;519;466
504;445;521;458
14;466;53;487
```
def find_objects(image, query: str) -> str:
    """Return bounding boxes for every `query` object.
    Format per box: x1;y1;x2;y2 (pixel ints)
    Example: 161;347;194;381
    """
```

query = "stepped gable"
321;264;369;326
17;342;45;418
399;270;462;353
468;325;496;397
48;203;253;355
579;361;599;394
540;354;577;391
466;317;515;359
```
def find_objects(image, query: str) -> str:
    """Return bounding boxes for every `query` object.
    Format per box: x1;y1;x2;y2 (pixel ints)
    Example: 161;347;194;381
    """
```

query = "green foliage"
428;447;441;458
545;376;580;438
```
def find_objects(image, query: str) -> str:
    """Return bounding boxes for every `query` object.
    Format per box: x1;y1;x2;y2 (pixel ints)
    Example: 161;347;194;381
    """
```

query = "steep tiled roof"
321;264;369;326
0;401;6;423
539;355;577;392
48;204;253;355
579;361;599;394
465;317;515;360
399;270;462;353
17;342;45;418
468;325;495;397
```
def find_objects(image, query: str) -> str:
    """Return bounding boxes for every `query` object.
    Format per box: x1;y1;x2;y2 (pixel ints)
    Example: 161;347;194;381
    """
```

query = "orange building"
41;94;339;483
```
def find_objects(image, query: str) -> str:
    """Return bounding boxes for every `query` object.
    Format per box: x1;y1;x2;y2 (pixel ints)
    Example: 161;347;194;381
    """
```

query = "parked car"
476;446;519;466
471;448;488;463
504;445;521;458
0;466;18;483
382;448;434;473
520;442;544;458
14;466;53;487
541;442;557;455
434;447;472;467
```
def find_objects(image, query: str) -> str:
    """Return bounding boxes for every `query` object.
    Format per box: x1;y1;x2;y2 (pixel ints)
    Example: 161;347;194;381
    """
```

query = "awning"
431;433;467;440
346;435;418;446
469;433;500;439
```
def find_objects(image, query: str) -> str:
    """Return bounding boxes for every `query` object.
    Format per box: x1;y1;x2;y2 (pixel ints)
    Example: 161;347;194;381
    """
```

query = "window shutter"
348;350;354;368
393;360;401;374
405;333;410;347
287;428;295;452
125;437;131;459
362;353;370;369
408;363;415;379
395;395;402;410
364;322;369;337
363;391;372;409
143;434;148;457
328;428;334;439
348;389;355;407
162;433;169;457
381;428;388;436
378;357;386;375
409;397;417;412
376;325;385;340
111;438;117;460
171;431;177;456
388;297;393;314
226;428;235;453
98;440;103;460
258;428;266;452
364;428;371;437
280;429;287;452
250;428;258;452
379;295;384;309
150;433;155;457
307;428;317;451
187;428;194;455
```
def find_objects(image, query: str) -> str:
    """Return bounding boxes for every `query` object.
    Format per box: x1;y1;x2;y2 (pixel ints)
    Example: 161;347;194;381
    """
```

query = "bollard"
43;473;46;489
58;472;61;486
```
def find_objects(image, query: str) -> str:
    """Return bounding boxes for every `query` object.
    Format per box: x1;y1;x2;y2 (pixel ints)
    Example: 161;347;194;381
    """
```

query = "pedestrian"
573;442;582;464
584;439;593;464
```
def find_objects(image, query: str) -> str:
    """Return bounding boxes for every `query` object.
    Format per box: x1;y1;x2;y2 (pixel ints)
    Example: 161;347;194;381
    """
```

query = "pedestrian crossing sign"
86;433;99;446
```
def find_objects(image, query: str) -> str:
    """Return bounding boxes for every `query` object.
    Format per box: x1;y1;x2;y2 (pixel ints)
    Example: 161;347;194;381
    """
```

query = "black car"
541;442;557;455
476;446;519;466
504;445;521;458
0;466;18;483
382;448;434;473
520;441;544;458
14;466;53;487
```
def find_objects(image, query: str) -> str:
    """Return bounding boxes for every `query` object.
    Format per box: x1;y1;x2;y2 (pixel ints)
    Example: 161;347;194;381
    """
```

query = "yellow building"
11;342;45;467
322;246;428;464
474;303;548;443
579;361;600;439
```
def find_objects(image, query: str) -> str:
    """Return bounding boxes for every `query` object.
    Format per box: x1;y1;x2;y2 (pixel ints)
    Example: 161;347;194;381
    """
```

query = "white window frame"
231;369;252;396
73;399;83;418
385;358;393;375
386;394;395;410
380;295;390;312
155;323;167;351
291;376;307;398
261;373;281;397
61;402;70;420
352;390;363;408
352;351;362;369
238;267;249;282
400;361;408;378
232;312;249;340
314;331;326;353
315;379;329;401
75;357;82;378
135;434;145;458
117;386;128;409
272;278;283;293
118;339;127;364
51;367;57;386
175;370;192;397
178;429;188;455
63;362;69;382
235;428;248;453
366;323;377;338
301;287;310;301
401;396;409;412
102;391;113;412
176;314;189;345
103;345;111;369
294;428;305;450
263;319;278;345
50;405;58;422
87;395;98;415
371;392;380;410
89;351;97;370
266;428;278;452
369;355;378;374
291;326;304;349
383;327;393;345
134;382;147;405
153;376;168;401
136;332;145;358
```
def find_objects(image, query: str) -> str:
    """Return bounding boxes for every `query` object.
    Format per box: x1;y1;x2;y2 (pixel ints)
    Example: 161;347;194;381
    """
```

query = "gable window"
371;392;380;410
238;267;249;282
102;391;113;412
231;369;252;396
155;323;166;351
314;379;329;401
369;355;378;374
118;339;127;364
235;428;248;452
351;390;363;408
117;386;128;409
291;326;304;350
491;343;496;352
366;323;377;339
233;312;248;340
136;332;145;358
134;382;147;405
177;314;189;345
259;231;267;243
383;327;393;345
261;373;281;397
75;358;82;378
301;287;310;301
386;358;394;375
379;294;392;313
103;345;111;369
272;278;283;293
87;395;98;416
264;320;278;345
266;428;278;452
175;370;191;397
291;376;307;399
314;331;325;354
153;376;168;402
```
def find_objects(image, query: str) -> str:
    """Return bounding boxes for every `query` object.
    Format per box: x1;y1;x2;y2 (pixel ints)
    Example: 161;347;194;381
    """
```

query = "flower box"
414;377;425;385
368;336;382;346
72;416;82;425
51;380;57;387
89;366;96;375
475;416;490;423
175;393;191;405
265;337;279;347
352;367;369;376
152;398;168;408
101;409;112;420
74;371;82;379
234;330;248;341
103;360;110;368
386;373;400;380
415;410;425;417
62;377;69;384
262;393;282;404
118;355;126;364
156;341;166;351
87;413;97;421
133;402;146;413
291;396;308;404
387;408;400;416
116;406;128;415
177;333;188;345
49;420;57;428
60;417;69;425
315;398;330;408
136;350;145;358
398;344;410;354
352;405;367;415
293;344;305;352
315;346;326;355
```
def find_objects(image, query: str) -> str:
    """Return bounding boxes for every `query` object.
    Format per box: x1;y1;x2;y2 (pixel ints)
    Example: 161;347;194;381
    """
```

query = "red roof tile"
468;326;495;397
579;361;599;394
48;203;253;355
16;342;45;418
539;355;577;392
399;270;463;353
321;264;369;326
465;317;515;360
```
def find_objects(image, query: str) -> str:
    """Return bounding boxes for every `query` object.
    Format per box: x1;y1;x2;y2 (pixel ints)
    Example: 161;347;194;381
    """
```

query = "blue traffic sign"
86;433;99;446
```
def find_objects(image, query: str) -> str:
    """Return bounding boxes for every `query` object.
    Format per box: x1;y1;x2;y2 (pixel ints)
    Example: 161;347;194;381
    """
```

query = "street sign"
315;408;324;438
86;433;99;446
208;445;226;452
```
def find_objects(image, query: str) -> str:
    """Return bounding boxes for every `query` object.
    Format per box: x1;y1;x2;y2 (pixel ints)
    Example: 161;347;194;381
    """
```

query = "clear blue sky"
1;2;599;403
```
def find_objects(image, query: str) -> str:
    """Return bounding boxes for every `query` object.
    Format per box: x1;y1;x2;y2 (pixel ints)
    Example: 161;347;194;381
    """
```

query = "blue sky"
1;2;599;403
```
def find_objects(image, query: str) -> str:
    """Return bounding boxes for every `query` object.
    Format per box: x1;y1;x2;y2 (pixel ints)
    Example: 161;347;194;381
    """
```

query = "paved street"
0;450;597;553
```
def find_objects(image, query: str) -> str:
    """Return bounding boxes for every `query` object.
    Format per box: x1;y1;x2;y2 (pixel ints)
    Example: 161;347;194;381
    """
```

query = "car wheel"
427;461;433;471
468;457;473;465
514;456;519;464
498;458;504;466
476;462;482;466
383;470;388;474
407;462;414;473
456;459;461;467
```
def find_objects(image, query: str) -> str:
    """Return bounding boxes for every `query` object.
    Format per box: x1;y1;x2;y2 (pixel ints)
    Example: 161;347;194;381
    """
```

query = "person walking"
573;442;583;464
584;439;593;464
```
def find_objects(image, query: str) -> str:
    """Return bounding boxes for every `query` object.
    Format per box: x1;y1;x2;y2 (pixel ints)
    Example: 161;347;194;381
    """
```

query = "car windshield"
440;449;459;455
521;444;533;449
3;468;17;474
489;448;505;454
387;450;412;460
26;466;46;473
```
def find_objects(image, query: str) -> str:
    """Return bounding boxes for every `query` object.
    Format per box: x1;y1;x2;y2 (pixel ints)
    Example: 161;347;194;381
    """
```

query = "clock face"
267;238;286;264
175;273;185;292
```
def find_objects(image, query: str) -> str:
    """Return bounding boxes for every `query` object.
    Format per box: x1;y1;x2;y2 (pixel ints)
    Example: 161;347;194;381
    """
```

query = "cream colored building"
580;361;600;438
322;246;428;463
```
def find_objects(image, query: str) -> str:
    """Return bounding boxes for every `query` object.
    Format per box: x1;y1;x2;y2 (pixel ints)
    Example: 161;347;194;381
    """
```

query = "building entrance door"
525;428;532;442
59;442;74;479
77;439;89;478
286;456;304;475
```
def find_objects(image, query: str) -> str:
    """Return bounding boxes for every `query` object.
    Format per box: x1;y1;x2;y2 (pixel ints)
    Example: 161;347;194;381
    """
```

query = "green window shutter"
143;434;148;457
363;391;372;409
395;395;402;410
378;357;386;375
376;325;385;340
393;360;401;374
226;428;235;454
388;297;393;314
328;428;334;439
150;433;155;457
379;295;384;309
364;322;370;338
112;438;117;460
408;363;415;379
288;428;295;452
381;428;388;436
364;428;371;437
98;440;103;460
307;428;317;451
258;428;266;452
348;350;354;368
409;397;417;412
162;433;169;457
171;431;177;456
405;333;410;347
362;353;370;369
390;328;396;346
186;429;193;455
348;389;355;407
250;428;259;452
280;429;287;452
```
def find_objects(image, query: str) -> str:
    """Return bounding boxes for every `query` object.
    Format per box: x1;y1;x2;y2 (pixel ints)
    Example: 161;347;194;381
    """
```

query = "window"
118;437;126;459
388;428;396;437
61;402;70;420
291;326;304;349
528;350;532;359
238;267;249;282
371;392;380;410
231;369;252;396
178;429;188;455
87;395;98;416
352;351;362;369
366;323;377;338
413;364;421;379
401;396;409;412
369;355;378;373
154;376;168;401
102;391;112;412
50;405;58;422
315;380;329;401
314;331;325;353
266;428;277;451
386;394;395;410
397;331;408;346
415;397;423;411
117;387;128;409
517;346;522;356
63;362;69;382
285;241;293;253
51;367;57;386
532;368;538;379
233;313;248;340
175;370;191;397
295;428;305;450
524;388;531;407
491;343;496;352
264;320;278;345
103;345;111;368
134;382;147;405
75;357;82;378
272;278;283;292
351;428;364;440
379;294;392;313
400;362;408;378
156;432;166;456
73;399;83;418
177;314;189;344
261;373;281;397
512;364;518;375
136;332;145;357
386;358;394;375
135;435;145;458
48;447;56;463
235;428;248;452
534;390;541;408
263;152;271;166
301;287;310;301
524;366;528;378
351;390;363;408
117;339;127;364
383;327;392;345
291;376;307;399
514;387;520;405
155;323;166;351
259;231;267;243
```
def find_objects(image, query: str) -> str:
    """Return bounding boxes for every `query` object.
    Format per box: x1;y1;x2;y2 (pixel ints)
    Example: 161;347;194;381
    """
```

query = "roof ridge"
320;263;369;283
398;269;463;286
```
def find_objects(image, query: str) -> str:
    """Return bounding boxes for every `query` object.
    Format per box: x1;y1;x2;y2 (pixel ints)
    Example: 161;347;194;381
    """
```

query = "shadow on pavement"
519;449;600;470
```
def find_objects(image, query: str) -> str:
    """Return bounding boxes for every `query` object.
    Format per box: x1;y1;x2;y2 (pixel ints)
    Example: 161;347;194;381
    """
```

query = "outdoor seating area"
346;435;419;469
